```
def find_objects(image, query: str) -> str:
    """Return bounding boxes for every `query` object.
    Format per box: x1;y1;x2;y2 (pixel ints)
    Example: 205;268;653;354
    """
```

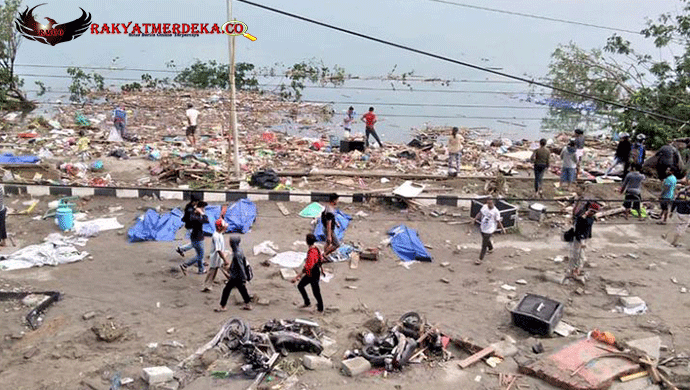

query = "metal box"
511;293;564;335
470;197;519;229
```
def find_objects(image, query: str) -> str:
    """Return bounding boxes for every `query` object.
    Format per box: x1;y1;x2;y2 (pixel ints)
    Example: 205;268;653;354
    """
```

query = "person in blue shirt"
630;134;646;166
113;104;127;138
660;167;678;225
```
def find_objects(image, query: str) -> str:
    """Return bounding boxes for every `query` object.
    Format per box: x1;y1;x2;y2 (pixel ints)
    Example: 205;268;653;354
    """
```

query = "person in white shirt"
470;198;506;265
185;103;200;148
203;219;229;292
343;106;355;139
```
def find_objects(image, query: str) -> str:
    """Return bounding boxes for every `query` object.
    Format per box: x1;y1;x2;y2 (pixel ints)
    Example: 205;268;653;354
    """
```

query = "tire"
223;318;250;349
400;311;422;332
362;344;392;367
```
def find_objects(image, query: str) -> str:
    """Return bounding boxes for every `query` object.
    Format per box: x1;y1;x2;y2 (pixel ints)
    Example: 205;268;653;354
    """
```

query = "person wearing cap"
179;201;209;275
604;132;631;178
631;134;646;167
217;237;252;311
569;203;598;280
560;139;578;191
203;219;229;292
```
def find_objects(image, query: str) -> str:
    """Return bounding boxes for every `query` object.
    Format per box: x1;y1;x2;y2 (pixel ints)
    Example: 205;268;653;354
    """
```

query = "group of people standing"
343;106;384;148
175;194;339;314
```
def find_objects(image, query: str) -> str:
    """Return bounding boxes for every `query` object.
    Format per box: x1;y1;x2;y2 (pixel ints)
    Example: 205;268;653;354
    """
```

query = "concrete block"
280;268;297;280
489;340;518;358
142;366;174;385
341;357;371;376
626;336;661;360
153;380;180;390
303;354;332;370
620;296;645;308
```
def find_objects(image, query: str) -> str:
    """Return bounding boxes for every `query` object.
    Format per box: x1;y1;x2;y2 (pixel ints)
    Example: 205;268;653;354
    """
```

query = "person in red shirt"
361;106;383;148
292;233;324;312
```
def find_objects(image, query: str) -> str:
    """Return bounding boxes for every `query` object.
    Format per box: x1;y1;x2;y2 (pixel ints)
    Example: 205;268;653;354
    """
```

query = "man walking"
322;193;341;259
292;233;325;313
203;219;229;292
113;104;127;139
361;107;383;148
604;132;631;178
179;201;208;275
569;204;598;280
471;198;505;265
631;134;646;167
343;106;355;139
560;139;578;191
0;184;7;247
531;138;550;197
620;164;645;220
177;195;200;257
185;103;200;148
217;237;252;311
660;167;678;225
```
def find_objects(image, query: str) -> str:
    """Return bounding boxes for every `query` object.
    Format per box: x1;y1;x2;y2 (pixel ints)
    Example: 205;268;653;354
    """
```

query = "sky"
12;0;687;140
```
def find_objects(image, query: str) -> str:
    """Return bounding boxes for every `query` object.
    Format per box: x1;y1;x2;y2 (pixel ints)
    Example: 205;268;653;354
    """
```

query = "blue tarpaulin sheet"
314;210;352;242
128;208;184;242
0;153;39;164
202;199;257;235
387;224;432;262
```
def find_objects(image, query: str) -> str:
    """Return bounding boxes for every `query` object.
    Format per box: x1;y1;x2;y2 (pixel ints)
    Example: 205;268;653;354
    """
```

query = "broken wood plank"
276;202;290;216
620;371;648;382
459;346;495;369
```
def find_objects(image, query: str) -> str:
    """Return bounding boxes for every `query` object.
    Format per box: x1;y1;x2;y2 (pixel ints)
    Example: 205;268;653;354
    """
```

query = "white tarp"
269;251;306;268
73;217;124;237
0;234;89;271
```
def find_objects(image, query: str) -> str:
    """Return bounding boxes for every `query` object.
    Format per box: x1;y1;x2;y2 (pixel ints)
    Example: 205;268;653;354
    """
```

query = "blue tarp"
0;153;39;164
387;225;432;262
202;199;257;235
128;208;184;242
314;210;352;242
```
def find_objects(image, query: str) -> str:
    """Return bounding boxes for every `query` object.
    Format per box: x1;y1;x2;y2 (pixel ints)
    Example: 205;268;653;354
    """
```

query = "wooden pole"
227;0;241;179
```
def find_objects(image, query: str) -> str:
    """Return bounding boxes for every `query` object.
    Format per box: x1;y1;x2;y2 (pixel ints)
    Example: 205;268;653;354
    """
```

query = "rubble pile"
0;89;622;190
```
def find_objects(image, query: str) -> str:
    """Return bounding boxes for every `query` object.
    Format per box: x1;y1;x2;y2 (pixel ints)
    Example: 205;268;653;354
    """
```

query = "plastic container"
56;207;74;231
529;203;546;222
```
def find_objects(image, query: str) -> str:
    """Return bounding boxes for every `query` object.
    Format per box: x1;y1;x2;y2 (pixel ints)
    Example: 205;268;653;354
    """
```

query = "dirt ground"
0;192;689;390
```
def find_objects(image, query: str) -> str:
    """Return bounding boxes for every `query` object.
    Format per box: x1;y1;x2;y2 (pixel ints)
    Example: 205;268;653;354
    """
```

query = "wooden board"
458;346;495;369
276;202;290;216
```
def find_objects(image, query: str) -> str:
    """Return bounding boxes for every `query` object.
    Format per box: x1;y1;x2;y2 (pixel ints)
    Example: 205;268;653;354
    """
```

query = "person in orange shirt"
361;107;383;148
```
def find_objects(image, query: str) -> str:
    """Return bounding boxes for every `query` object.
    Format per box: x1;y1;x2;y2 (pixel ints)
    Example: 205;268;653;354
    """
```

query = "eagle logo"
15;4;91;46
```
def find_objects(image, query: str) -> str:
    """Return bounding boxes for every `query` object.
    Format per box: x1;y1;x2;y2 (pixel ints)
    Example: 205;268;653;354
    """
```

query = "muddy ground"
0;191;689;390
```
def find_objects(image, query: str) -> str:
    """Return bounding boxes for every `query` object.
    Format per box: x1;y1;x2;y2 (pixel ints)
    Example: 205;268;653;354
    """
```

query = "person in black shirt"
322;193;340;259
604;133;631;178
179;201;208;275
217;237;252;311
568;204;598;279
176;195;200;257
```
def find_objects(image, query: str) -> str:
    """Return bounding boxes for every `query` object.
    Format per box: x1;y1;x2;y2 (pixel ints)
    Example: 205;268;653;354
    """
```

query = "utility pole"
227;0;241;179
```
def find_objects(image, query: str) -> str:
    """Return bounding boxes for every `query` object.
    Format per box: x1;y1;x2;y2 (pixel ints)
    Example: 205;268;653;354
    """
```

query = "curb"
3;184;466;207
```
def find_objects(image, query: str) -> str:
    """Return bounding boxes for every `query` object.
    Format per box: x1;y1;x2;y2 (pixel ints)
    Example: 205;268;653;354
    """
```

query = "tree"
0;0;30;109
542;0;690;147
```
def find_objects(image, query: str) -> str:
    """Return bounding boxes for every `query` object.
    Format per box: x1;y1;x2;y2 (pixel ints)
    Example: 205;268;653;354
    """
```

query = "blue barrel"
56;207;74;231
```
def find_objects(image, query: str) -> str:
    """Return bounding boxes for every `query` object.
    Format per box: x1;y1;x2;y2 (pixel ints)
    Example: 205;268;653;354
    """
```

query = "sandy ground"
0;193;689;390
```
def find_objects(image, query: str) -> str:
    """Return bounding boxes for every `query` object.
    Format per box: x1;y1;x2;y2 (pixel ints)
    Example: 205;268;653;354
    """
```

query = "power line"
428;0;643;35
237;0;689;125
